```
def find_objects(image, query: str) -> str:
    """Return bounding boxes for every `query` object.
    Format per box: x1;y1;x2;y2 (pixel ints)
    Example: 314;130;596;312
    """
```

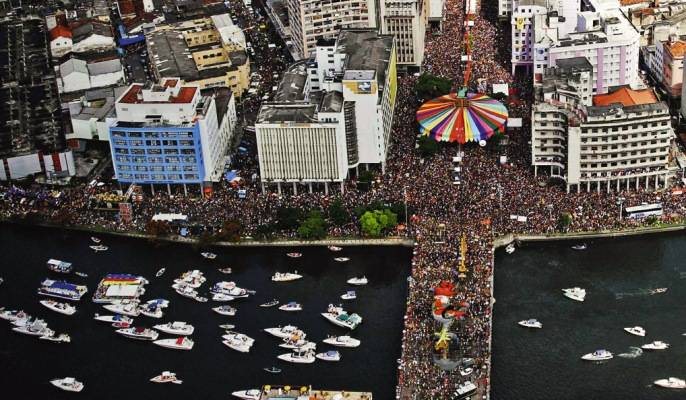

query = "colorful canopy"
416;93;508;144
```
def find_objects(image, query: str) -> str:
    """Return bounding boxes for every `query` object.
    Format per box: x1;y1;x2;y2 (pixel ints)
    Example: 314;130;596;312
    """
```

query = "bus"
624;203;663;219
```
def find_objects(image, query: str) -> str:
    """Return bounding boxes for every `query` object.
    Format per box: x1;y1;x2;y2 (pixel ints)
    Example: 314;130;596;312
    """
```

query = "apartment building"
379;0;427;67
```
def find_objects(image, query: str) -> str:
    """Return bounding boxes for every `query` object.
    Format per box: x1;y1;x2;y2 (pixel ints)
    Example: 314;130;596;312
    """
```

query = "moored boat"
341;291;356;300
91;237;101;243
50;377;83;392
650;288;668;295
40;299;77;316
219;323;235;330
347;276;368;286
0;309;28;322
260;299;279;307
277;349;316;364
89;245;108;252
581;349;613;361
38;279;88;301
13;319;53;337
75;272;88;278
321;304;362;330
139;304;164;319
213;305;236;316
286;252;302;258
562;287;586;302
328;246;342;252
47;259;73;274
150;371;182;384
232;389;261;400
156;268;166;277
505;243;515;254
517;319;542;329
316;350;341;361
264;325;302;339
93;313;133;327
642;341;669;350
218;267;232;274
271;271;303;282
40;333;71;343
624;326;645;337
222;331;254;352
278;301;302;312
571;243;587;250
263;366;281;374
116;327;159;341
201;252;217;259
322;335;360;348
333;257;350;262
153;336;194;351
103;301;140;317
154;321;195;335
654;377;686;389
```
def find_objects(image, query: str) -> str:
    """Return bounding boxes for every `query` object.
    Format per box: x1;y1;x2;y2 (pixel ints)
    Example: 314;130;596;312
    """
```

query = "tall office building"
379;0;427;67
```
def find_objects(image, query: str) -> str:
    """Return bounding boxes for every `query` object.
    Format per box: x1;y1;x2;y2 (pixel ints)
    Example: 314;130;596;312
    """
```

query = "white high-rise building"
379;0;427;67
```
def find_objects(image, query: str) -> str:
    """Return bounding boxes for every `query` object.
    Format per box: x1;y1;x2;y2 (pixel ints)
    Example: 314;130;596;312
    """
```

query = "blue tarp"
117;24;145;46
225;170;238;181
180;228;189;237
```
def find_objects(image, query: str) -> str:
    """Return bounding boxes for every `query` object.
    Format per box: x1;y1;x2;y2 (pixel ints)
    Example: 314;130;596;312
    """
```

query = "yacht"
89;245;108;252
75;272;88;278
38;279;88;301
153;336;194;351
278;302;302;312
642;341;669;350
232;389;261;400
210;282;250;298
222;331;254;352
562;287;586;302
321;304;363;330
264;325;302;339
260;299;280;308
456;381;477;396
271;271;303;282
347;276;368;286
40;333;71;343
174;284;199;299
103;301;140;317
116;327;159;341
213;305;237;316
624;326;645;337
139;304;164;319
322;335;360;348
150;371;182;384
40;299;77;316
279;338;316;350
654;377;686;389
316;350;341;361
201;252;217;259
50;377;83;392
334;257;350;262
212;293;236;302
263;366;281;374
90;237;101;243
154;321;194;335
505;243;515;254
46;259;73;274
286;252;302;258
328;246;342;252
155;268;166;277
219;323;235;330
218;267;232;274
581;349;613;361
93;313;133;327
13;319;53;337
0;309;28;323
341;291;357;300
277;349;316;364
571;243;587;250
517;319;542;329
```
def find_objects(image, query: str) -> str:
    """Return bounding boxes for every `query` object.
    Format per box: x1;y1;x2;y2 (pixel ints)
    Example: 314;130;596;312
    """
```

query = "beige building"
379;0;427;67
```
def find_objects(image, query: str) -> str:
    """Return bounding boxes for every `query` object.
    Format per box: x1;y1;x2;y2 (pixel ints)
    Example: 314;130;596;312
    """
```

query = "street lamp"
616;197;625;221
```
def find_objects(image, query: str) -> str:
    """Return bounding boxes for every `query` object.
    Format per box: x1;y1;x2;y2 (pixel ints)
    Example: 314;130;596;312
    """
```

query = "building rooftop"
147;29;200;80
71;21;113;43
337;29;394;88
555;57;593;72
319;91;344;113
50;25;72;40
592;86;657;107
664;39;686;58
257;103;317;124
273;62;308;102
118;84;198;104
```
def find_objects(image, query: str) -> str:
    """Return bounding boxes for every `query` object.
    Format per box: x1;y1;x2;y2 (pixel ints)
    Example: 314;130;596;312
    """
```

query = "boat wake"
617;347;643;359
615;289;653;300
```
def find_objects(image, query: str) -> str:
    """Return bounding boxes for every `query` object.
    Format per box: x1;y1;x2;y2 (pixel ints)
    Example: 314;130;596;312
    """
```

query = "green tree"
416;73;453;100
145;220;171;237
558;212;573;232
298;210;327;239
254;224;275;240
327;199;349;225
276;206;303;230
218;220;242;242
360;211;383;237
417;135;440;157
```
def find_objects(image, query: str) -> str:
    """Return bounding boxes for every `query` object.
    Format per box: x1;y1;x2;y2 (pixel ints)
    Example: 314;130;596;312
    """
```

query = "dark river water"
0;224;411;400
492;233;686;400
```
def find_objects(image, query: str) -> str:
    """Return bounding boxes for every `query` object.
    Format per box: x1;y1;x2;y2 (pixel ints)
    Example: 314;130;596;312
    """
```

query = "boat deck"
259;386;372;400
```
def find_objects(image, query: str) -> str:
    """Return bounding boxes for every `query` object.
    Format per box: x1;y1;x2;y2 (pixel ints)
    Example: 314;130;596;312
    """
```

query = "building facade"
379;0;427;67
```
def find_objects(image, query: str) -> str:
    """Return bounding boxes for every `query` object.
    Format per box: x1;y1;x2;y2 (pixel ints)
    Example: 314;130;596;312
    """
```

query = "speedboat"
210;282;250;298
153;336;194;351
139;304;164;319
213;305;237;316
328;246;342;252
277;349;316;364
278;301;302;312
50;377;83;392
156;268;166;277
571;243;587;250
341;291;357;300
218;267;232;274
150;371;182;384
654;377;686;389
174;284;199;299
347;276;368;286
201;252;217;259
219;324;235;330
46;259;73;274
0;309;28;322
40;299;77;316
334;257;350;262
322;335;360;348
263;366;281;374
40;333;71;343
624;326;645;337
517;319;542;329
642;341;669;350
316;350;341;361
286;252;302;258
91;237;101;243
505;243;515;254
264;325;302;339
116;327;159;341
90;245;108;252
279;338;316;350
103;302;140;317
13;319;53;337
38;279;88;301
93;313;133;327
260;299;279;308
223;331;254;352
271;271;303;282
232;389;261;400
321;304;362;330
650;288;668;295
581;349;613;361
213;293;237;302
154;321;194;335
456;381;477;396
75;272;88;278
562;287;586;302
194;296;208;303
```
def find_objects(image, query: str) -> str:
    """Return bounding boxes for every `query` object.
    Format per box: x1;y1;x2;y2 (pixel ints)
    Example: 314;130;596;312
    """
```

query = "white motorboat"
40;333;71;343
91;237;101;243
654;377;686;389
150;371;182;384
174;284;199;299
50;377;83;392
219;323;235;330
11;314;32;327
38;279;88;301
279;338;316;350
264;325;302;339
201;252;217;259
222;331;254;353
139;305;164;319
341;290;357;300
213;293;237;302
154;321;195;335
232;389;261;400
0;309;28;322
642;341;669;350
271;271;303;282
286;252;302;258
321;304;362;330
103;302;140;317
47;259;73;274
153;336;194;351
650;288;668;295
581;349;613;361
93;313;133;327
75;272;88;278
40;299;77;316
322;335;360;348
263;366;281;374
260;299;279;307
347;276;368;286
456;381;477;396
116;327;159;341
571;243;587;250
13;319;53;337
505;243;515;254
624;326;645;337
173;278;203;290
218;267;232;274
213;305;237;316
334;257;350;262
89;245;108;252
277;349;316;364
278;302;302;312
517;319;542;329
194;296;208;303
316;350;341;361
156;268;166;277
562;287;586;302
328;246;342;252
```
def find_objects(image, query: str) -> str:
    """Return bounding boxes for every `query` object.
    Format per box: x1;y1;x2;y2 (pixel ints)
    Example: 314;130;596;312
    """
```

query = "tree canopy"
416;73;453;100
360;209;398;237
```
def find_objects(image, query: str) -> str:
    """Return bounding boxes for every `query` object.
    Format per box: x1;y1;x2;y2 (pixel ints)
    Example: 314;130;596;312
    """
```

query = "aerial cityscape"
0;0;685;398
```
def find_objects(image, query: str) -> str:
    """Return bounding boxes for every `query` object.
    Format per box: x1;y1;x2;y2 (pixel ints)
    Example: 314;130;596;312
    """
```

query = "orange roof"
119;85;198;104
665;40;686;58
593;87;657;107
620;0;646;5
49;25;72;40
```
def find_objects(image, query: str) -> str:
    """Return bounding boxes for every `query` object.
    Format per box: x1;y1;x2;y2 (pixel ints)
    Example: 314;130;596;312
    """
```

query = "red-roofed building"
592;87;657;107
49;26;73;58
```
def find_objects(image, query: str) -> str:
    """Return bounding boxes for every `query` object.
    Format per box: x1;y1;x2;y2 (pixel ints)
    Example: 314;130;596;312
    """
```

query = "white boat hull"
323;337;360;348
153;339;194;350
277;353;315;364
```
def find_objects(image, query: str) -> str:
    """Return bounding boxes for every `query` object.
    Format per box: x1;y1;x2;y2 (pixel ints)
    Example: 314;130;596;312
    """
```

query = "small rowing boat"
260;299;279;308
156;268;166;277
286;252;302;258
263;366;281;374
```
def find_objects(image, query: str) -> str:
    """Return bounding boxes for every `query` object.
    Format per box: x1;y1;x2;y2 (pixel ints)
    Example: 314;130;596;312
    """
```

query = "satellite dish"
479;140;487;147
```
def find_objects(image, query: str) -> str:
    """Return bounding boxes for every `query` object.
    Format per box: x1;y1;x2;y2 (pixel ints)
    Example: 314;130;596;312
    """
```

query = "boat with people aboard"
278;349;316;364
0;309;29;323
505;243;515;254
286;252;302;258
210;281;250;298
321;304;362;330
334;257;350;262
92;274;148;304
174;283;199;299
103;301;140;317
38;279;88;301
195;296;208;303
341;290;357;300
50;377;83;392
116;327;159;341
650;288;668;295
654;377;686;389
260;299;279;308
271;271;303;282
218;267;232;274
46;259;73;274
347;276;368;286
571;243;587;250
156;268;165;277
642;341;669;350
154;321;194;335
139;303;164;319
40;333;71;343
150;371;182;384
264;325;303;339
279;337;316;350
562;287;586;302
456;381;477;396
316;350;341;361
13;319;53;337
40;299;77;316
90;245;108;252
91;237;101;244
328;246;342;252
201;252;217;259
581;349;613;361
222;331;255;352
174;270;206;288
11;314;33;327
153;336;194;351
213;305;237;316
624;326;645;337
93;313;133;327
263;366;281;374
322;335;360;348
517;319;542;329
278;302;302;312
212;293;236;302
231;389;261;400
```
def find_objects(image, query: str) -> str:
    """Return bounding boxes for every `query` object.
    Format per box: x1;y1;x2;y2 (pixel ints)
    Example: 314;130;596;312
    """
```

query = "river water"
492;233;686;400
0;224;411;399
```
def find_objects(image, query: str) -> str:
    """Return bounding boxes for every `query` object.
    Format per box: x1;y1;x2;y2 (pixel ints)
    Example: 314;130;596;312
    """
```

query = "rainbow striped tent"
416;93;508;144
